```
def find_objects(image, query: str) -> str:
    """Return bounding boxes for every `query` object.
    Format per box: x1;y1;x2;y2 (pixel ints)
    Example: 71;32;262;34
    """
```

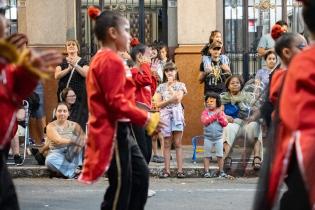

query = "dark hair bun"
271;24;286;40
88;6;101;20
130;37;140;47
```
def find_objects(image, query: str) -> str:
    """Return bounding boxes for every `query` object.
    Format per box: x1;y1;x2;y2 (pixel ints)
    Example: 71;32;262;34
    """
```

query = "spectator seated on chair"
45;102;85;178
220;75;262;170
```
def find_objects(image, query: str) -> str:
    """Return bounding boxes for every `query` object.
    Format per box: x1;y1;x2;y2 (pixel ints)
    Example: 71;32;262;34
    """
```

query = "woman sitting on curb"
45;102;85;178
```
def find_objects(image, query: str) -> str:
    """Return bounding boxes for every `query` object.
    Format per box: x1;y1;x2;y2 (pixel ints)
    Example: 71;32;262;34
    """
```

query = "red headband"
88;6;101;20
130;37;140;47
271;24;286;40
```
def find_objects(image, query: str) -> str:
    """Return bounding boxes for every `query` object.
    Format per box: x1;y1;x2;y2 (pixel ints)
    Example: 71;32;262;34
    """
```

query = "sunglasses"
212;47;221;51
67;95;76;98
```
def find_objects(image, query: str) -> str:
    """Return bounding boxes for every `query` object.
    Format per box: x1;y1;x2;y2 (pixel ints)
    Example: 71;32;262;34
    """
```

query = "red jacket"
131;63;156;109
267;46;315;208
269;68;286;106
0;61;38;148
79;49;149;183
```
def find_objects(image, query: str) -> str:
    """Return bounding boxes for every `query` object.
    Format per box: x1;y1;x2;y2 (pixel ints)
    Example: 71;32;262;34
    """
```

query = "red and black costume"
79;49;152;210
266;46;315;210
130;63;157;163
0;41;39;210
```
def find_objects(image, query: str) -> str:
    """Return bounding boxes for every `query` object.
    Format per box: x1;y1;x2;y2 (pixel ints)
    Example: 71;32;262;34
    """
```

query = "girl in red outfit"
254;1;315;209
79;7;160;210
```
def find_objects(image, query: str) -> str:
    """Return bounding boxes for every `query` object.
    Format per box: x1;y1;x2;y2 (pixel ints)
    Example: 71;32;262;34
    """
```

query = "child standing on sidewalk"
201;92;228;178
155;61;187;178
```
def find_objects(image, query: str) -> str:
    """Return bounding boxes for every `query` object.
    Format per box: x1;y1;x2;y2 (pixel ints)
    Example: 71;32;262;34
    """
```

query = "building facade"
14;0;303;144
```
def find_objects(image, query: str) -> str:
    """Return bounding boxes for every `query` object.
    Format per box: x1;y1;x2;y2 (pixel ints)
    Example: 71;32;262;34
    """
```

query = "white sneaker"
148;189;156;197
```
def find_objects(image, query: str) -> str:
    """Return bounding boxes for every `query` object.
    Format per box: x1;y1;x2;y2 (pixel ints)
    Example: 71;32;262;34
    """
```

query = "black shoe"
14;155;23;164
30;147;39;156
34;153;46;165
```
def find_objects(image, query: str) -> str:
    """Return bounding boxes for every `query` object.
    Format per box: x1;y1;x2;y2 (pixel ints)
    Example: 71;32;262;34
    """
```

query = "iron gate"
77;0;168;60
223;0;303;80
4;0;17;35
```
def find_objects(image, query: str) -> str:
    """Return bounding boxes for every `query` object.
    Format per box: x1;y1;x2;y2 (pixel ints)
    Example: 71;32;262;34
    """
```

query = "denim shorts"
204;138;223;158
160;108;184;137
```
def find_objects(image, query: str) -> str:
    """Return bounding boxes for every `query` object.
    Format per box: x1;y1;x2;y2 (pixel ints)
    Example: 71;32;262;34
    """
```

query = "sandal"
252;156;262;171
224;156;232;170
177;171;186;178
159;170;171;178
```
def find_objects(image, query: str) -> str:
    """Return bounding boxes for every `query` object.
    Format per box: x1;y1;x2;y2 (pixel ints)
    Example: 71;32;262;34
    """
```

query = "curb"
9;163;259;179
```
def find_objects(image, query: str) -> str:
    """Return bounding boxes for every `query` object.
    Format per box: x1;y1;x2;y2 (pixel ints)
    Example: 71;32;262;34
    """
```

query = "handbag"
224;103;239;119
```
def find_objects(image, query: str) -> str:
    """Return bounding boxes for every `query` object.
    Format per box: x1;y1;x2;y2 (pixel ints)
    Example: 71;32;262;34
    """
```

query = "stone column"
17;0;78;141
175;0;222;144
17;0;27;34
177;0;217;45
23;0;76;46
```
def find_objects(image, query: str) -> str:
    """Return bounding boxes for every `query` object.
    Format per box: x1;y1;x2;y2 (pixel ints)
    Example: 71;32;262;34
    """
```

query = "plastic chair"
191;135;204;163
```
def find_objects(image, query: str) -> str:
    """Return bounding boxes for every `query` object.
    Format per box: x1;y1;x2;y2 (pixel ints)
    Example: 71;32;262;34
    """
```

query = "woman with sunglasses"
59;87;87;131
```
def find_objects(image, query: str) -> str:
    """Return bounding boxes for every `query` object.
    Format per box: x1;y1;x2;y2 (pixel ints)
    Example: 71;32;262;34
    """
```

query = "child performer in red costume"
0;4;62;209
79;7;160;210
254;1;315;210
130;42;157;164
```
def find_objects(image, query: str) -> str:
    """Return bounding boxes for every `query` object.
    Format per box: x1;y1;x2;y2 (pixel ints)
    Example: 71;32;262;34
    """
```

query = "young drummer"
0;3;62;209
79;7;160;210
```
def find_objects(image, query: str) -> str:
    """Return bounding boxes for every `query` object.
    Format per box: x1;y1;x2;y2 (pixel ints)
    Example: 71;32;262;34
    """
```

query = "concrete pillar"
18;0;76;46
175;0;224;144
177;0;217;45
17;0;77;141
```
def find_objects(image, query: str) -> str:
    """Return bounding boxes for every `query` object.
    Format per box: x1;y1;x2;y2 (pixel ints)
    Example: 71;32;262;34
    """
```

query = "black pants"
0;149;20;210
101;122;149;210
280;147;311;210
132;124;152;164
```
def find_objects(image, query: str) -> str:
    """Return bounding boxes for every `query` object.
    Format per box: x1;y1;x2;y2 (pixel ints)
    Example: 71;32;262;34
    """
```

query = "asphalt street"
14;177;258;210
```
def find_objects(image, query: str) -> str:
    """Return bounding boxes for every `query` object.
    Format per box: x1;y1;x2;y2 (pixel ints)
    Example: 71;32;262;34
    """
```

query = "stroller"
7;90;40;166
6;100;31;165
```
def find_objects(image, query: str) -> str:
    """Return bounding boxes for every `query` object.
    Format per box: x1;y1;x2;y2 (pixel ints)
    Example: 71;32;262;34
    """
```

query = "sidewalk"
8;145;260;178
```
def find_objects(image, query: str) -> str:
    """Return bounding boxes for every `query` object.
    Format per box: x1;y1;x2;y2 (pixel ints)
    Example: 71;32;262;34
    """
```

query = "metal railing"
226;52;262;79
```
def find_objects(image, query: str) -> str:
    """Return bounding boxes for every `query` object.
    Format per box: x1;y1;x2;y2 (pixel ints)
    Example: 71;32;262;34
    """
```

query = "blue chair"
191;135;204;163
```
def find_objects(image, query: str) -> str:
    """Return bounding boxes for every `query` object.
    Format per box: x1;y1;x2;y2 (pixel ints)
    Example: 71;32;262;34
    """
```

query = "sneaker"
152;155;164;163
148;189;156;197
204;172;211;178
219;171;228;178
14;155;23;164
